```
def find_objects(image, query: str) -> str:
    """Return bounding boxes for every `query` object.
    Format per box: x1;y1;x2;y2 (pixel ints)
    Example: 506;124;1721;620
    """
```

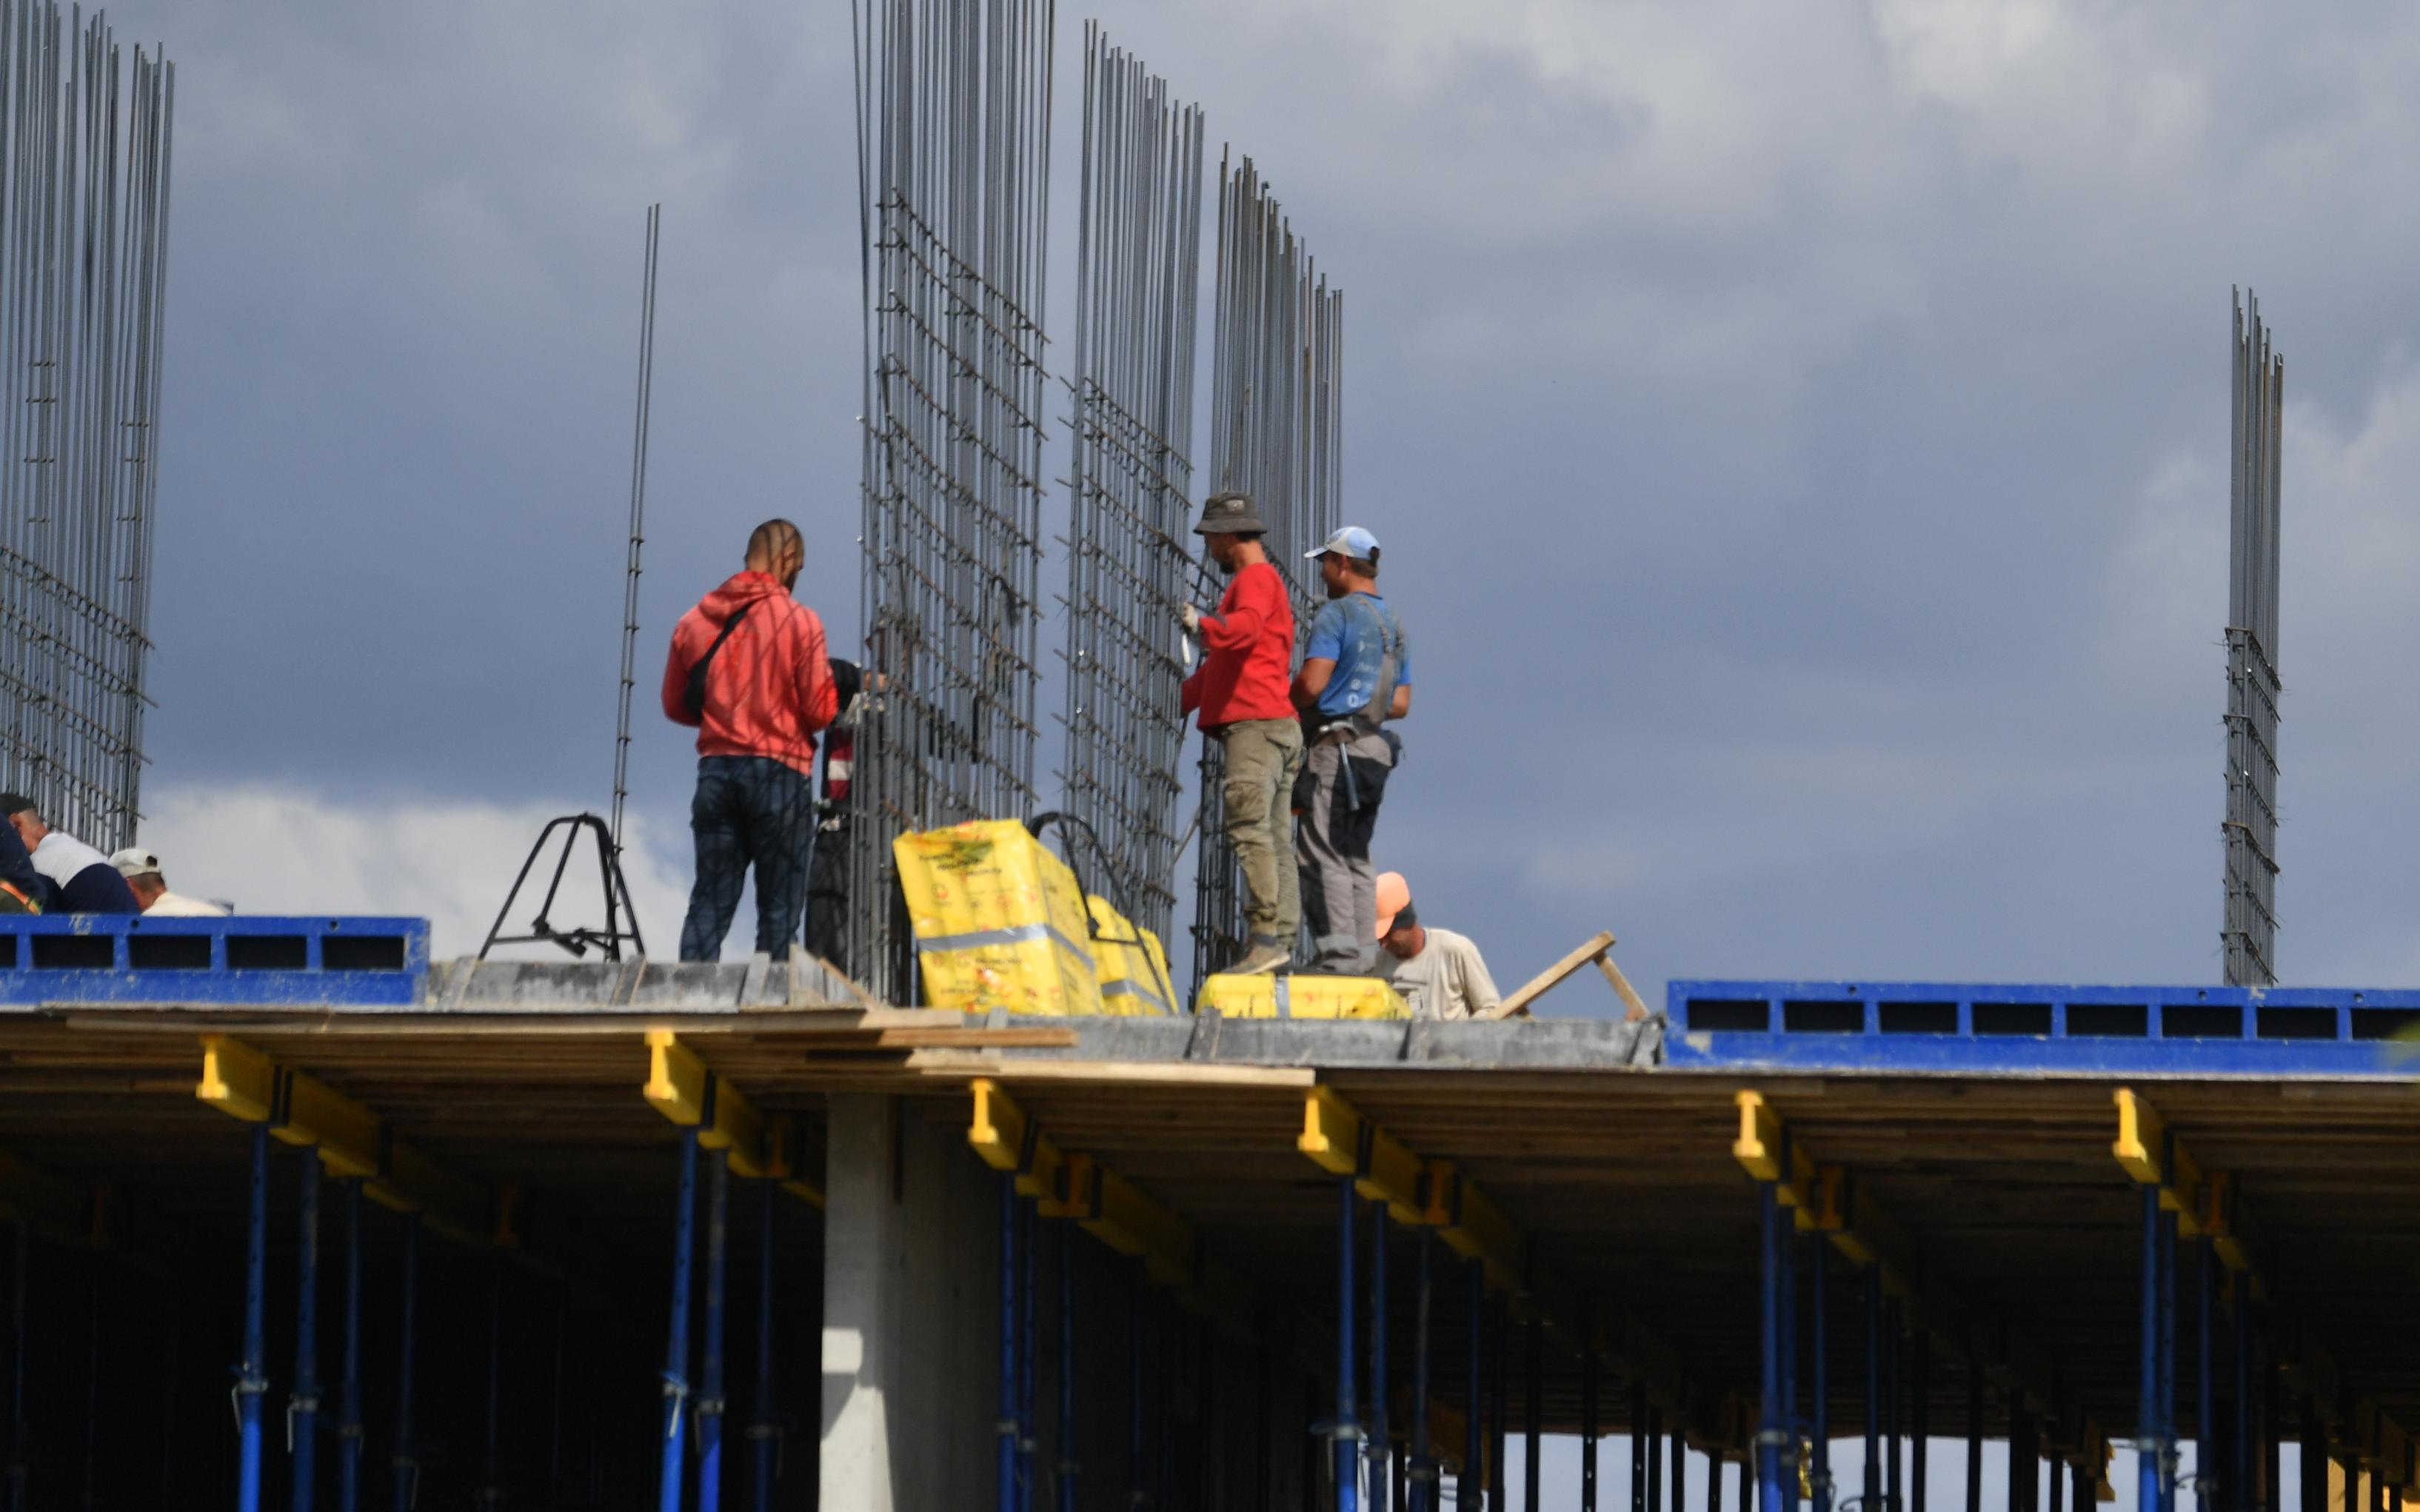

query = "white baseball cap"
109;846;162;878
1306;525;1382;563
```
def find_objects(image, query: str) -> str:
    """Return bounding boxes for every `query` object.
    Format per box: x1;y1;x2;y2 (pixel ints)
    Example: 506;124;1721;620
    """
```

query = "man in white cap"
1292;526;1411;972
1374;872;1500;1020
108;848;230;916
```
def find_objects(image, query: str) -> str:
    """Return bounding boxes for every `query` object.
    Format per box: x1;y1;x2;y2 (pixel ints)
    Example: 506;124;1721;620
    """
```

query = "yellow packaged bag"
1195;973;1409;1020
894;820;1104;1016
1086;895;1177;1017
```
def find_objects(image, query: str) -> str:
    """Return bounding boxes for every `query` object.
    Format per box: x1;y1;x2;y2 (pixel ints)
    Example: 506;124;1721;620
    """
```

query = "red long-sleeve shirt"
1180;560;1296;728
661;572;840;778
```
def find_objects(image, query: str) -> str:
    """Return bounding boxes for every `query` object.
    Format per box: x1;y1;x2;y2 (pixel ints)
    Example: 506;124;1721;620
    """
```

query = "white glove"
1180;603;1202;635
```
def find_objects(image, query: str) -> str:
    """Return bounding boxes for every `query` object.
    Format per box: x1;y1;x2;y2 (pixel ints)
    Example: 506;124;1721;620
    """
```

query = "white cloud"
135;783;698;963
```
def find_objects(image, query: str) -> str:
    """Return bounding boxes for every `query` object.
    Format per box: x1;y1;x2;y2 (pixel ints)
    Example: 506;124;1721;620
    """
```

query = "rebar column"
2219;289;2286;987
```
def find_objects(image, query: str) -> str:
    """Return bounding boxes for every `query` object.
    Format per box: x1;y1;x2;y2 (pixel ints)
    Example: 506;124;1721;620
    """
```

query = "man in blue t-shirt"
1291;526;1411;972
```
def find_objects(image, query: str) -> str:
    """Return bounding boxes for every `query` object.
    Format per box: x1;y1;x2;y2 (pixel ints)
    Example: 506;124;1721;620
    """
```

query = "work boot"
1230;935;1291;975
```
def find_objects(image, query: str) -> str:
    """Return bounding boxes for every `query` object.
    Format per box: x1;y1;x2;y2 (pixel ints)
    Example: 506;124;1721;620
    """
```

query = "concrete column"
820;1094;901;1512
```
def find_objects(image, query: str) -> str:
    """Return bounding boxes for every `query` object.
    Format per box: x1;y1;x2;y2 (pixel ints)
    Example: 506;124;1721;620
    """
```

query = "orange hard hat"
1374;872;1411;938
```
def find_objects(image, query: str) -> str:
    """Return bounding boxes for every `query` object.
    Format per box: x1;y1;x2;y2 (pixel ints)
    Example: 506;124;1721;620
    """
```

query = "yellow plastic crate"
894;820;1104;1017
1086;896;1176;1017
1195;973;1409;1020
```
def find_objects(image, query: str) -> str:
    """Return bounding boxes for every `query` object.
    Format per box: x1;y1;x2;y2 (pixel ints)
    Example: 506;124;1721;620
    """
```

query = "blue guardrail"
0;915;430;1007
1665;980;2420;1076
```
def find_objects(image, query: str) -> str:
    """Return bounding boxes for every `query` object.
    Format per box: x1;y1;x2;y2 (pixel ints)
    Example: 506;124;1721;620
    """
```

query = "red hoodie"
661;572;840;778
1180;558;1296;728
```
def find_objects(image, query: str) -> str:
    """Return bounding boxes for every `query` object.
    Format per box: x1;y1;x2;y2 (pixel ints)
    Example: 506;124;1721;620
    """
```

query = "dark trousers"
679;755;816;962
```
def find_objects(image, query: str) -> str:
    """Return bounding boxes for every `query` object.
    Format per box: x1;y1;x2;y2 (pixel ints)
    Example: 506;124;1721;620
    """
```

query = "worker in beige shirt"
1374;872;1501;1020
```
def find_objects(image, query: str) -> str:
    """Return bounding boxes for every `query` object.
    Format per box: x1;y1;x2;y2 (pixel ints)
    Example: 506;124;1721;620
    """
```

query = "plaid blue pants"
679;755;817;962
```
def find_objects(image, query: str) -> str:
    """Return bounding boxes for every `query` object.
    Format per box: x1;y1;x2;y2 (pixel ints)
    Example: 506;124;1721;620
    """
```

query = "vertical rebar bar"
2220;289;2284;986
610;204;661;855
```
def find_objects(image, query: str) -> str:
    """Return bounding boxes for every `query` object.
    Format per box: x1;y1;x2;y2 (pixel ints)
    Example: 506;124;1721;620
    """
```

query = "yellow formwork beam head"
969;1084;1193;1282
968;1079;1072;1213
1734;1091;1821;1225
762;1114;826;1209
1297;1088;1428;1225
642;1032;776;1180
1419;1160;1523;1292
195;1034;494;1244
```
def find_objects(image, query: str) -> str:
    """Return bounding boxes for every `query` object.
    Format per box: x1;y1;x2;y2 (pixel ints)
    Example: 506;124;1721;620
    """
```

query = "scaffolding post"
1057;1222;1076;1512
479;1258;504;1510
391;1214;421;1512
2140;1185;2170;1512
659;1128;700;1512
1336;1174;1362;1512
1811;1237;1831;1512
1759;1181;1785;1512
749;1177;778;1512
698;1150;731;1512
336;1182;363;1512
292;1145;322;1512
238;1124;272;1512
1467;1260;1484;1512
1369;1199;1391;1512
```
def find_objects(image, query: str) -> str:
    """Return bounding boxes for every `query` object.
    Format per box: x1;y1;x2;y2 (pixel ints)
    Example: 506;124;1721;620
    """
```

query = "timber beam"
1739;1089;2116;1485
195;1034;498;1244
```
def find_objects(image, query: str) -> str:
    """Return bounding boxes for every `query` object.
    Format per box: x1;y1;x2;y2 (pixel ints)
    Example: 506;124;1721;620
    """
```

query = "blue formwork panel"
1664;980;2420;1076
0;915;430;1006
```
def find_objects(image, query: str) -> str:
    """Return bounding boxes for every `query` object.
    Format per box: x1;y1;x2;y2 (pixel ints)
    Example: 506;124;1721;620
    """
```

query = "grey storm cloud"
107;0;2420;991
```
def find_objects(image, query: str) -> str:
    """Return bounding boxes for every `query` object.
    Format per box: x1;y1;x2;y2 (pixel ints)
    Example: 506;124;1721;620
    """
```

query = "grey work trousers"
1297;729;1393;973
1216;717;1303;947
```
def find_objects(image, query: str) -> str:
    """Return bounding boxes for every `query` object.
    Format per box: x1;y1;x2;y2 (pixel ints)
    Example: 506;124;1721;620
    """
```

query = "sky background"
114;0;2420;1000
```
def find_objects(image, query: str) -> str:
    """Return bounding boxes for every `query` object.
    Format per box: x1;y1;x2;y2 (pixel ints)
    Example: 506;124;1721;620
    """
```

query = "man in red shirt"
662;519;857;961
1180;492;1300;974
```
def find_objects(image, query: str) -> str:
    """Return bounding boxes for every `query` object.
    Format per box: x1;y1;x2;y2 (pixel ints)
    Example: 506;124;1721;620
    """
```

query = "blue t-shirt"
1304;592;1410;719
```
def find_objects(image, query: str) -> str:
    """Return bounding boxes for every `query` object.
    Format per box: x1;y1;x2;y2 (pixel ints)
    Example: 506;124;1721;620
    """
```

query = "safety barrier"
0;914;429;1006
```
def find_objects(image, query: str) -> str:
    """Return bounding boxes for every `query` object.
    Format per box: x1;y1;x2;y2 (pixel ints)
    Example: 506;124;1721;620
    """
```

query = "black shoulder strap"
683;601;756;720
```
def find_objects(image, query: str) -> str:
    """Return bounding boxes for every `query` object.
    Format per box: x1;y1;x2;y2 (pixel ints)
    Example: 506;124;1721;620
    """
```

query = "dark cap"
1193;491;1269;538
0;794;33;818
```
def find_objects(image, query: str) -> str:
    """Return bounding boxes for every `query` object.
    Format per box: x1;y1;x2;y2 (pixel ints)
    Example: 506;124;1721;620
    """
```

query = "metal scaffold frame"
1059;24;1205;950
1189;153;1344;990
2221;290;2283;989
0;1;174;852
850;0;1057;1002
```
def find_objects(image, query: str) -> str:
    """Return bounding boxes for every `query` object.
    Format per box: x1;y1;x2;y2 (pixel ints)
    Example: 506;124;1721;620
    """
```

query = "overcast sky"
110;0;2420;996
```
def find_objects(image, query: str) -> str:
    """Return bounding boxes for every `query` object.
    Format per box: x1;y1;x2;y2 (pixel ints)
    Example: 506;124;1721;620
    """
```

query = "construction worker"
0;820;41;912
110;847;230;916
1374;872;1501;1020
662;520;859;962
1180;492;1300;975
0;795;138;913
1293;526;1410;972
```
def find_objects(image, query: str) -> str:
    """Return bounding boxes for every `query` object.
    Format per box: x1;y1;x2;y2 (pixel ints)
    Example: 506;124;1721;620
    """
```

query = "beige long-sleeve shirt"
1380;926;1501;1020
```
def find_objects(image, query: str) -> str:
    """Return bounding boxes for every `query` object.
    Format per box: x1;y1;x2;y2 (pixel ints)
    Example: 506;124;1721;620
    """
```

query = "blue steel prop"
1335;1174;1360;1512
392;1214;421;1512
1649;1406;1665;1512
1523;1316;1541;1512
1757;1180;1787;1512
336;1182;363;1512
1019;1197;1036;1512
1665;982;2420;1074
998;1175;1020;1512
2233;1286;2252;1512
1777;1225;1795;1504
1633;1381;1648;1512
549;1302;566;1509
1673;1414;1688;1512
2197;1240;2216;1512
660;1129;701;1512
749;1179;781;1512
1466;1260;1483;1511
1964;1362;1982;1512
1811;1242;1830;1512
1410;1228;1433;1512
0;916;427;1006
480;1259;504;1510
1126;1258;1146;1511
1909;1333;1928;1512
1488;1285;1508;1511
1577;1294;1595;1512
1884;1296;1902;1512
2160;1202;2179;1512
292;1146;321;1512
698;1151;730;1512
1864;1268;1882;1512
1057;1222;1076;1512
2139;1188;2168;1512
238;1124;271;1512
78;1258;101;1511
8;1223;26;1512
1368;1198;1390;1512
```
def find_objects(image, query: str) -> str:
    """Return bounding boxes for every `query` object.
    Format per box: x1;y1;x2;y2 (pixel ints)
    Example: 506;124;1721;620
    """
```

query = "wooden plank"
1491;931;1617;1019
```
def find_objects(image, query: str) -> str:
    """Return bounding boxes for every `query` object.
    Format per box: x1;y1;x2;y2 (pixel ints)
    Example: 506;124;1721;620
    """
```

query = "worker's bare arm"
1293;657;1335;709
1388;684;1411;720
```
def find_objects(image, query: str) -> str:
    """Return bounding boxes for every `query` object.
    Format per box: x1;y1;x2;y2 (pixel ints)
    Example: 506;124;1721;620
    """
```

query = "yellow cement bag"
1086;896;1176;1017
894;821;1104;1016
1195;973;1410;1020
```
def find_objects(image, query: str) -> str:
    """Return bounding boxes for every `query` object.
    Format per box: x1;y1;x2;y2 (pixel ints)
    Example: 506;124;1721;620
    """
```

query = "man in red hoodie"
662;519;858;961
1180;492;1300;974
